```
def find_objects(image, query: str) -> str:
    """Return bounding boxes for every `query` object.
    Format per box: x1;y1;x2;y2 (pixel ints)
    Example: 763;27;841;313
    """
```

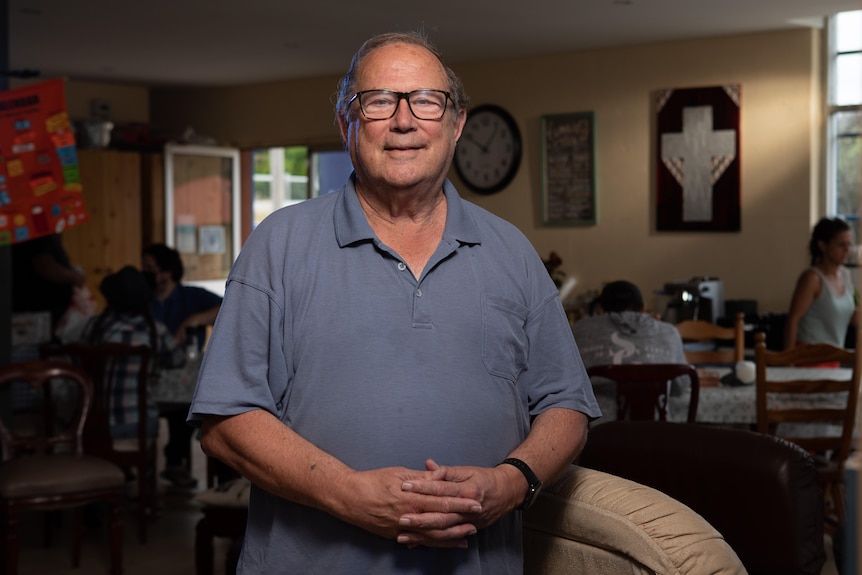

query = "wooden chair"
196;458;246;575
43;341;157;543
586;363;700;422
675;312;745;365
0;360;125;575
753;331;860;530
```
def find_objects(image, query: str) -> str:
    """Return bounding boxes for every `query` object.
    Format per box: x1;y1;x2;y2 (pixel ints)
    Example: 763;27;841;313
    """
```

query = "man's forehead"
357;43;445;86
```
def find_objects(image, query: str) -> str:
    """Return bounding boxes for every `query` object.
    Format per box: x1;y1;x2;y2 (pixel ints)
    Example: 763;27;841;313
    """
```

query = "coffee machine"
661;277;724;323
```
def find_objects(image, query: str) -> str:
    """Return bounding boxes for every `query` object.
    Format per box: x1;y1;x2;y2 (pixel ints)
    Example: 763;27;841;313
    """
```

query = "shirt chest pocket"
482;294;529;381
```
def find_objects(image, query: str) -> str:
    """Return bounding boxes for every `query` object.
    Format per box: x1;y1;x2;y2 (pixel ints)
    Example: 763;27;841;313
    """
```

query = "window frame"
826;10;862;238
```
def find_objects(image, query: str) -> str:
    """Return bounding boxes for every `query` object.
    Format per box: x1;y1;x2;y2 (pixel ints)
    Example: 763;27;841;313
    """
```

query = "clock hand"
482;124;499;150
463;133;489;154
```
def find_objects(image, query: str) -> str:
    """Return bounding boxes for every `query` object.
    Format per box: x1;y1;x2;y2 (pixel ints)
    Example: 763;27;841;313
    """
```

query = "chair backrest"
586;363;700;422
676;312;745;365
0;360;92;462
753;331;859;465
42;342;152;454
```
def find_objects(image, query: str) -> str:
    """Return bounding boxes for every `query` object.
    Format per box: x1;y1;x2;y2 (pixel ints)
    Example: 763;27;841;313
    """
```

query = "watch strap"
501;457;542;510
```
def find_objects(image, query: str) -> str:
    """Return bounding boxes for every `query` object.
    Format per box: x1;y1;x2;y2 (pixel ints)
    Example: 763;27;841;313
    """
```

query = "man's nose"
392;98;415;121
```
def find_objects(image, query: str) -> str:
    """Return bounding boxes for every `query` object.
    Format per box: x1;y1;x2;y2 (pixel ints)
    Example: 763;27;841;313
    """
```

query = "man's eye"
368;96;394;107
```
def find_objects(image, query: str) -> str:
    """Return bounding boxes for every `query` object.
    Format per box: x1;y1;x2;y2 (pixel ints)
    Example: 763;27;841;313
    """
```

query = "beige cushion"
524;466;747;575
0;453;125;498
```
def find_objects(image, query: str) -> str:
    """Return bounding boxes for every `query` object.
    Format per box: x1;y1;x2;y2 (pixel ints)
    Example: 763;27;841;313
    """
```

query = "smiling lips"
385;143;423;151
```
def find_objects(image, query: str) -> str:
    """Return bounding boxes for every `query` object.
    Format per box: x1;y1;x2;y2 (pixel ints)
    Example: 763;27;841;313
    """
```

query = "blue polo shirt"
189;177;600;574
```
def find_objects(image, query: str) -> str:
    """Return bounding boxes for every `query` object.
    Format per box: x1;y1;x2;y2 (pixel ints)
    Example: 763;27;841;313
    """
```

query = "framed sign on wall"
540;112;596;226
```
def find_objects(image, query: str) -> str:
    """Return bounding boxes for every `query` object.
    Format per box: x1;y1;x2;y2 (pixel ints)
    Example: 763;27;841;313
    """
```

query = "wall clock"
454;104;522;195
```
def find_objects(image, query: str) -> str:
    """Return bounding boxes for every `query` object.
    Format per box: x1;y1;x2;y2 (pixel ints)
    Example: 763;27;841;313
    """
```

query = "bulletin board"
540;112;596;226
0;78;89;245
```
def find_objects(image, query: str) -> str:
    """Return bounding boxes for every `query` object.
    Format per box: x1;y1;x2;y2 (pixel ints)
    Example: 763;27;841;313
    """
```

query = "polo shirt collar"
334;175;481;248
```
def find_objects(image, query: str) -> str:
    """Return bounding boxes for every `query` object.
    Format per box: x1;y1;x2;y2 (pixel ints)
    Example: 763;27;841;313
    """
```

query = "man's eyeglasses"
349;89;451;121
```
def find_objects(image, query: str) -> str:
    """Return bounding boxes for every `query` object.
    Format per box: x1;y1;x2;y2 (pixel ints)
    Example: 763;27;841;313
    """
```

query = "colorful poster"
0;78;89;245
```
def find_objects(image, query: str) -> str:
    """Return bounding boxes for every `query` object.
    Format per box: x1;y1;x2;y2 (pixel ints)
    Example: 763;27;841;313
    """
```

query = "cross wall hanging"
656;84;741;232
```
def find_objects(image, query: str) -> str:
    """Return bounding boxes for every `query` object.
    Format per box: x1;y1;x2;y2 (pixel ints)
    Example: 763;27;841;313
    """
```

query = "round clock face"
454;104;522;195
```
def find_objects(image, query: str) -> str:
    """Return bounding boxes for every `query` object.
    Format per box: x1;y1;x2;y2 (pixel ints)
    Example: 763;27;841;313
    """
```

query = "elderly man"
190;31;599;574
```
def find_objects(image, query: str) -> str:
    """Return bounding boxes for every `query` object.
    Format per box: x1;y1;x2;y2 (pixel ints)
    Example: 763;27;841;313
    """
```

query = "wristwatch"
501;458;543;510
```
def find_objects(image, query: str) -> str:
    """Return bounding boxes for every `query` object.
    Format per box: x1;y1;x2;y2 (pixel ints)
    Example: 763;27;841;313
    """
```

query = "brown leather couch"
577;420;826;575
199;422;817;574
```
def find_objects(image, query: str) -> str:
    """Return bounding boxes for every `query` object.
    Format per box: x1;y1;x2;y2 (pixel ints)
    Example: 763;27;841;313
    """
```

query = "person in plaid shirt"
83;266;185;439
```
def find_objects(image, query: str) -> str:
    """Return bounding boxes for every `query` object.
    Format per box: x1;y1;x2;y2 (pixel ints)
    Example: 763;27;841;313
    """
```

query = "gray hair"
334;31;469;125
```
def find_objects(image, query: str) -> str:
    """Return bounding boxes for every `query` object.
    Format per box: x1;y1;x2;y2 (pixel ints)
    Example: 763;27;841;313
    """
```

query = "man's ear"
337;114;350;146
453;107;466;141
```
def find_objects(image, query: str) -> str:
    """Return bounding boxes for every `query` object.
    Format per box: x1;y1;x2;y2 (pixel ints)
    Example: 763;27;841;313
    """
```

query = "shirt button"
397;262;407;271
416;289;423;297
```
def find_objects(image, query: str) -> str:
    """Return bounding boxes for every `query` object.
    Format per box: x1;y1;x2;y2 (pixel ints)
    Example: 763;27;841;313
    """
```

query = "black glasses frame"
349;89;452;121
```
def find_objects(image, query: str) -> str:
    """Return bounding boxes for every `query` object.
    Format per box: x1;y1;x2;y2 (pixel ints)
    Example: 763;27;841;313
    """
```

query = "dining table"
152;356;202;409
591;365;854;438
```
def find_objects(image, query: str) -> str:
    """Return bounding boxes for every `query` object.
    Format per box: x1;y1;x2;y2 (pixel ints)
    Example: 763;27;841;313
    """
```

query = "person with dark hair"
141;243;223;347
572;281;689;420
141;243;223;488
784;217;857;349
572;280;687;371
83;266;184;440
188;31;600;574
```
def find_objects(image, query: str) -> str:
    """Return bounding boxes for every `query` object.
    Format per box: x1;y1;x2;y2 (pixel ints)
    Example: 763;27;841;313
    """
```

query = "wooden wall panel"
63;150;142;311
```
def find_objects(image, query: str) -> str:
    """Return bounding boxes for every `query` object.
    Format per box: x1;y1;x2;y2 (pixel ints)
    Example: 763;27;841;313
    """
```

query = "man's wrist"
500;458;543;510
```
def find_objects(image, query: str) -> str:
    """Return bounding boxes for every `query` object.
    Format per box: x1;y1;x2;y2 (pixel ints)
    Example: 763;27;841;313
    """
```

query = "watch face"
524;483;543;510
454;104;522;195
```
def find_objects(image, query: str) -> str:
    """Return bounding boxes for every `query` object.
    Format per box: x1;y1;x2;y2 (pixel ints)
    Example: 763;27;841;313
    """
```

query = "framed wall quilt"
541;112;597;226
656;85;740;232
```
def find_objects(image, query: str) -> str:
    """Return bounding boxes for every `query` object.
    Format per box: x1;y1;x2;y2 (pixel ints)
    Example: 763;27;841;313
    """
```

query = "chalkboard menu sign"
540;112;596;226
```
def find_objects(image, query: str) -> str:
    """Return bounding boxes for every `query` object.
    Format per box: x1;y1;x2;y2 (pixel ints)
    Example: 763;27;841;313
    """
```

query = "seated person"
142;243;223;488
572;281;689;417
82;266;185;441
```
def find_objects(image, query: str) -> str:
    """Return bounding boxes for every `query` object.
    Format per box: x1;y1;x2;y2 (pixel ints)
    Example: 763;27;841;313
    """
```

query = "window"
251;146;353;228
827;10;862;242
164;144;241;297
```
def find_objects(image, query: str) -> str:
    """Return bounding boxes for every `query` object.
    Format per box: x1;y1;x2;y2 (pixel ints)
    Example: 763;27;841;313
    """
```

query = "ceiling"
7;0;859;88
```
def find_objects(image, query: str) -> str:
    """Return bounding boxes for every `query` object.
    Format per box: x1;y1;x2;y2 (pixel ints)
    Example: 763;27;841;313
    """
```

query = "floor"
15;420;234;575
9;420;844;575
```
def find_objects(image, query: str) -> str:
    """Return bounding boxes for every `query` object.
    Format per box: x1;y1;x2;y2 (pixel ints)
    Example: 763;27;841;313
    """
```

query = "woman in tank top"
784;217;858;350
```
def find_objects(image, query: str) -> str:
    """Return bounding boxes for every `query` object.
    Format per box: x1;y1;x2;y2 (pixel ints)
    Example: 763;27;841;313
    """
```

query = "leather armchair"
578;420;826;575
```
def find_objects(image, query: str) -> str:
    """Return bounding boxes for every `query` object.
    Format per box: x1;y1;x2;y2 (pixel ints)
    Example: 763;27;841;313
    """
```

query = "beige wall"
10;78;149;123
150;28;824;315
65;80;150;124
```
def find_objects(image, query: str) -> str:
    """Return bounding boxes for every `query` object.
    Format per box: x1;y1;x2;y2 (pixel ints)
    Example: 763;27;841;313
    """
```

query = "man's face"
141;254;172;290
339;43;466;192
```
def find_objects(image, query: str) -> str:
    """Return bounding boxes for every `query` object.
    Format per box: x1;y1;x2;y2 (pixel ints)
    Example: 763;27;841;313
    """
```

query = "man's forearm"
200;409;353;512
505;408;588;485
200;409;483;543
